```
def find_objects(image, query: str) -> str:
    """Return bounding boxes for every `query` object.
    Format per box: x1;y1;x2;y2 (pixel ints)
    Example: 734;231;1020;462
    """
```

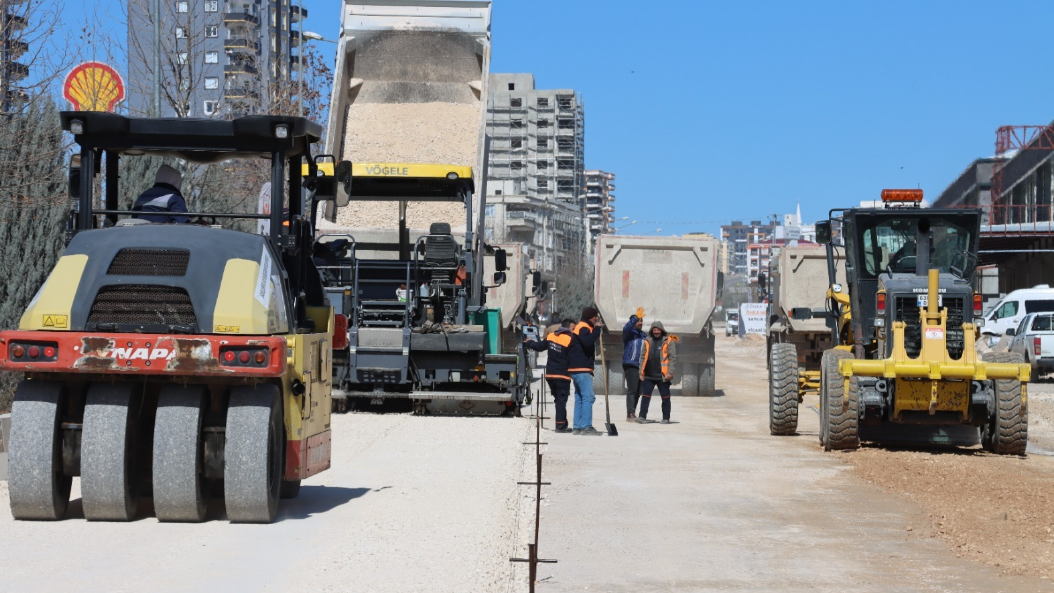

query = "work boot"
627;413;636;420
572;428;582;435
635;417;649;424
660;419;671;425
579;426;603;436
555;425;570;433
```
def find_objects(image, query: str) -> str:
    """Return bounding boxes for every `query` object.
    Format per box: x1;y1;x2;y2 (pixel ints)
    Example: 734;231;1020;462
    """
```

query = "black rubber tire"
681;363;700;397
8;381;71;521
769;343;799;435
822;349;859;451
699;364;716;397
153;385;208;522
225;384;283;523
982;351;1028;456
81;383;141;521
607;365;627;396
280;480;302;499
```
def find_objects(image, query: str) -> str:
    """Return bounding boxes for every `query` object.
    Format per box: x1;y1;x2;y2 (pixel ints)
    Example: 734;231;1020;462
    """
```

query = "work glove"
636;307;646;319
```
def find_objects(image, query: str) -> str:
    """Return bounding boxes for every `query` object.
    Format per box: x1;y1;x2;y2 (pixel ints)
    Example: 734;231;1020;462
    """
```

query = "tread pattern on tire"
823;349;859;451
81;383;140;521
699;364;716;397
982;351;1028;455
8;381;71;521
153;385;208;522
225;384;282;524
769;343;799;435
681;363;700;397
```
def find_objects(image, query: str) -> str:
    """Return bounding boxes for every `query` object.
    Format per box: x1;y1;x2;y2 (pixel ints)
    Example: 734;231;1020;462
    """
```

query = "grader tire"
81;383;142;521
768;343;799;435
153;385;209;522
982;352;1028;456
8;381;71;521
822;349;858;451
224;384;283;523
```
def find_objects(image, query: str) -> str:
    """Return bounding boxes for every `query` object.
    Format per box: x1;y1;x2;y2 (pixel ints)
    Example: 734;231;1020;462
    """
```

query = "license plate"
917;295;943;307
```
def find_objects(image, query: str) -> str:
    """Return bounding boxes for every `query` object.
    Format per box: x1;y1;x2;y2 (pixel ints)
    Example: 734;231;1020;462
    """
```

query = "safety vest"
639;336;676;381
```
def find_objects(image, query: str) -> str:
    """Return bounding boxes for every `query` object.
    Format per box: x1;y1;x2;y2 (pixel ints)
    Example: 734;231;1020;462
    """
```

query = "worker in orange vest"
636;320;677;424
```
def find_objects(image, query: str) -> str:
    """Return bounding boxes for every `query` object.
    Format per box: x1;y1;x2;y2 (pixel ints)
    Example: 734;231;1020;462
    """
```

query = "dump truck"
485;244;543;353
594;234;720;396
2;113;337;523
771;189;1030;452
317;1;528;414
766;244;845;434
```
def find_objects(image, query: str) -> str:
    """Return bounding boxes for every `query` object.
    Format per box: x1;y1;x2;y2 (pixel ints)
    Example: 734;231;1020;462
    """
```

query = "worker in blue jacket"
525;319;574;433
622;307;647;419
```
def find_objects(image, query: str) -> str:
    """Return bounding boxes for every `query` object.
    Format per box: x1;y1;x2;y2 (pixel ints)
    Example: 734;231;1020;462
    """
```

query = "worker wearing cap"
622;307;647;419
636;320;678;424
524;318;574;433
132;165;189;224
568;307;604;436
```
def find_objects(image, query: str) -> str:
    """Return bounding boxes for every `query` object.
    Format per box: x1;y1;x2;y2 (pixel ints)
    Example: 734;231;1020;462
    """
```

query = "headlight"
832;283;843;293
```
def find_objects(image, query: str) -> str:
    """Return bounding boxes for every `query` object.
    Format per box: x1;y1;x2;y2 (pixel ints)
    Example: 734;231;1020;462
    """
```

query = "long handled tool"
598;333;618;436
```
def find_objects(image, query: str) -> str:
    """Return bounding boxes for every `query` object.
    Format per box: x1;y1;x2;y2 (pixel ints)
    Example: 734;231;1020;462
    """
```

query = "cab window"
995;301;1019;319
1016;316;1029;336
1032;314;1053;332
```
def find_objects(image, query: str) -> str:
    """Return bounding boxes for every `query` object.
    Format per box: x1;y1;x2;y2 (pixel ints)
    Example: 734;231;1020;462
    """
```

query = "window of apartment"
537;179;549;190
204;50;219;64
486;205;496;218
205;25;219;38
537;119;549;128
537;137;548;149
557;95;573;109
175;27;187;39
557;137;574;150
510;119;523;129
557;180;575;191
537;97;548;108
510;97;521;108
557;159;573;170
176;1;188;13
178;77;190;90
511;161;523;170
508;83;515;91
203;100;216;115
204;76;219;90
510;139;522;149
536;159;548;169
558;118;575;129
204;0;219;11
177;51;189;64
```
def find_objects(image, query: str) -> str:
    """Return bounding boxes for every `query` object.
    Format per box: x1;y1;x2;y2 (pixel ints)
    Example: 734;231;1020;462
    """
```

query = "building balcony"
225;63;259;75
223;11;260;26
5;14;26;30
289;30;301;47
6;61;29;81
224;86;259;100
290;4;308;21
6;39;28;59
224;36;260;52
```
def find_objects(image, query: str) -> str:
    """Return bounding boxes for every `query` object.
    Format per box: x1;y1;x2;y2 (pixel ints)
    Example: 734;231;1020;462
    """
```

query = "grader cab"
770;189;1030;453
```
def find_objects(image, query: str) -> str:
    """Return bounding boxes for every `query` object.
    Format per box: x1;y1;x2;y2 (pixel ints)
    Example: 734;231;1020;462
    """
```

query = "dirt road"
535;333;1053;592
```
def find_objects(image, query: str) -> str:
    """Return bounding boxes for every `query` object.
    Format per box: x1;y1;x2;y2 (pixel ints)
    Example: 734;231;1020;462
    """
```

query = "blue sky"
62;1;1054;236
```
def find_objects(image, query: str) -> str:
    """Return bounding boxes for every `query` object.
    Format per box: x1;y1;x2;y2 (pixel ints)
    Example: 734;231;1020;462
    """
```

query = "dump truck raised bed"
773;189;1030;452
2;112;337;523
594;234;720;396
766;244;845;434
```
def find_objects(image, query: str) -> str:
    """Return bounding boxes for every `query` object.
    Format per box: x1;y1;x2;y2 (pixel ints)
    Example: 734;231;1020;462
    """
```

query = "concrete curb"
0;413;9;481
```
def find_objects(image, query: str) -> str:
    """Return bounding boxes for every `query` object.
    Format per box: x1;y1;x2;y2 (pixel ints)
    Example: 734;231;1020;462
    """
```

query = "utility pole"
152;0;161;117
297;0;303;116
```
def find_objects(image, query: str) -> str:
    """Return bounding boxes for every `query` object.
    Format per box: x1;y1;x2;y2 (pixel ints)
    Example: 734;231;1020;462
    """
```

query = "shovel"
598;332;618;436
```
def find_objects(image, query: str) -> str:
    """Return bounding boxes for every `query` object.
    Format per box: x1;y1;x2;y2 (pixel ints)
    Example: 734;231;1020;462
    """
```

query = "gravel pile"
336;102;479;231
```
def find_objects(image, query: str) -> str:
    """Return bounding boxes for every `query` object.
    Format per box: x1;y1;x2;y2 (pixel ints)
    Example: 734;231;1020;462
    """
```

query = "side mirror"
790;307;813;320
334;160;352;207
493;271;506;285
531;271;542;295
815;221;832;245
1006;328;1016;336
68;154;81;200
757;272;767;292
494;248;508;272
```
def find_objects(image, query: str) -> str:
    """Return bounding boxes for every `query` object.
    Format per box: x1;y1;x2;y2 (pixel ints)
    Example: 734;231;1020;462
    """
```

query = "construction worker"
622;307;647;419
568;306;604;436
132;165;189;223
524;319;574;433
636;320;678;424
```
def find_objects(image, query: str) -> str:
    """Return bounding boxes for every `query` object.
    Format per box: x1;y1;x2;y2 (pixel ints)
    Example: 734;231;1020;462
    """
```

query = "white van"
983;285;1054;337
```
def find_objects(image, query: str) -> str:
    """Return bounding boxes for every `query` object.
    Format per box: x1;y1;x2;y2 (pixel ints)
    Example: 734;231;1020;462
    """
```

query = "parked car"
983;285;1054;337
1007;312;1054;376
725;310;739;336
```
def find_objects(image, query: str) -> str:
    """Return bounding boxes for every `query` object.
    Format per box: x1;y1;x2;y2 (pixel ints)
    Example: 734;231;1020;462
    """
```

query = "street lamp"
615;219;637;233
303;31;338;44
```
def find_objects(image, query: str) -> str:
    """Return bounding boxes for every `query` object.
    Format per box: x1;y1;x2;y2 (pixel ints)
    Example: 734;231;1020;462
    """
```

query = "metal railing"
953;203;1054;234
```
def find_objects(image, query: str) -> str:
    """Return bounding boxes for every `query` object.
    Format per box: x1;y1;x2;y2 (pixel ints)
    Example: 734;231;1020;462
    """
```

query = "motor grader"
2;112;344;523
768;189;1030;453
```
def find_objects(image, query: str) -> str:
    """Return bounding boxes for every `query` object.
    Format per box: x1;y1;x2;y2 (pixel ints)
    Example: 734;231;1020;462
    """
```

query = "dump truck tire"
607;366;626;396
153;385;208;522
8;381;71;521
982;352;1028;456
81;383;141;521
822;349;858;451
700;364;716;397
681;364;700;397
769;343;799;435
225;384;283;523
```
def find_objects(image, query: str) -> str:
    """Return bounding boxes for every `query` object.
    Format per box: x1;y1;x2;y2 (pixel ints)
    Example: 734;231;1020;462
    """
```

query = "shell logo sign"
63;62;126;112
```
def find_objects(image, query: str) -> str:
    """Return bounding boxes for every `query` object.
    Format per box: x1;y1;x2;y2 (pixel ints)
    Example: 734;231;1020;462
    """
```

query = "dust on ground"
335;102;479;231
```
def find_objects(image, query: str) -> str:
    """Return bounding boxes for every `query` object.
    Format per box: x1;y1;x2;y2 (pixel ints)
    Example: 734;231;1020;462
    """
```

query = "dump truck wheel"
982;352;1028;456
699;364;716;397
153;385;209;522
8;381;71;521
681;364;700;397
81;383;142;521
225;384;283;523
607;366;627;396
769;343;799;435
821;349;857;451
